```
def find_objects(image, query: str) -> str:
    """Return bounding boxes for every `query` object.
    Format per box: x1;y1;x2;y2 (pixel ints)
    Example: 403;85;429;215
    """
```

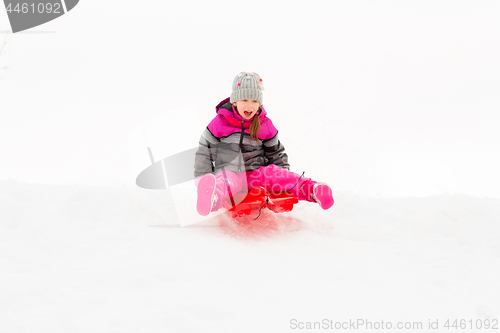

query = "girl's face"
233;99;260;120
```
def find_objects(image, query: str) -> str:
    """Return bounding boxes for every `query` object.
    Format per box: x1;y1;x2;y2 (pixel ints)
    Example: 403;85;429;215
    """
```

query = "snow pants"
211;165;318;210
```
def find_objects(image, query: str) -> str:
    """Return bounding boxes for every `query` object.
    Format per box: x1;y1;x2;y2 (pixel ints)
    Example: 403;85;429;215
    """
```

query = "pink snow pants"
212;165;317;209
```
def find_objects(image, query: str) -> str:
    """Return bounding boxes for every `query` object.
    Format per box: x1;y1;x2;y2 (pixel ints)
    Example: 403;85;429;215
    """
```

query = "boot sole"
197;174;216;216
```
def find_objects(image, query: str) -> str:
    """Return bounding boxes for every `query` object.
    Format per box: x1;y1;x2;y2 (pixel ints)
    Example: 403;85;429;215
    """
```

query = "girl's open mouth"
244;111;252;116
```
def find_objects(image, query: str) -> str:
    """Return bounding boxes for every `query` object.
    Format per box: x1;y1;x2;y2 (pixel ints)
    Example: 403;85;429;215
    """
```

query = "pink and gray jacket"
194;97;289;177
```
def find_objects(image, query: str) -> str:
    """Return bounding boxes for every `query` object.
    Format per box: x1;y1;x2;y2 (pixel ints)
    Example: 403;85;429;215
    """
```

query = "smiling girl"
194;71;334;216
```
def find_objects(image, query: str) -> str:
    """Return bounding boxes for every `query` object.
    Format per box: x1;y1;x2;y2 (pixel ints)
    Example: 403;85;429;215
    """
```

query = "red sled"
222;186;299;219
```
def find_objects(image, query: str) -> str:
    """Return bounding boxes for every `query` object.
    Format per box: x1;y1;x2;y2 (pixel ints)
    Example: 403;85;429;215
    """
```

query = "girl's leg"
246;165;334;209
214;169;247;208
246;165;315;201
196;170;246;215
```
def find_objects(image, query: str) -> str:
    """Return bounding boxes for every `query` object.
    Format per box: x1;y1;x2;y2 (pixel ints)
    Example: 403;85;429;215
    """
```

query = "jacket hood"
215;97;268;122
207;97;277;140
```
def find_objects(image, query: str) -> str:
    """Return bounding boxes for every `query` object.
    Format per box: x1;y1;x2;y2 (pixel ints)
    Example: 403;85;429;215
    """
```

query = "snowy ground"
1;1;500;332
1;179;499;332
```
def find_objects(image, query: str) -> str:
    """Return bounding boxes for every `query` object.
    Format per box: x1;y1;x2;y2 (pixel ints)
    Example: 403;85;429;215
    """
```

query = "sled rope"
221;169;236;207
254;195;270;220
253;172;305;221
286;171;305;192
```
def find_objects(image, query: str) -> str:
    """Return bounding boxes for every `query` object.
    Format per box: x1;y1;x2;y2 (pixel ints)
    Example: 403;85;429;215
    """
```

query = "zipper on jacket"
238;121;245;171
238;121;245;147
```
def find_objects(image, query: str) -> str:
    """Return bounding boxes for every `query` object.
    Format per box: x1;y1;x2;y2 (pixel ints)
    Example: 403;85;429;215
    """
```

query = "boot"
312;182;334;210
196;174;220;216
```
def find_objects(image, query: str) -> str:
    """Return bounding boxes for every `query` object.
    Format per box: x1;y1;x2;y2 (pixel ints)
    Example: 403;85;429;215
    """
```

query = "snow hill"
1;179;499;332
1;1;500;332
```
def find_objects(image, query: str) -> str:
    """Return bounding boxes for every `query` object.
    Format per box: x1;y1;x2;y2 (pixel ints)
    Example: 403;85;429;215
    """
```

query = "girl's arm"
262;132;290;170
194;128;219;178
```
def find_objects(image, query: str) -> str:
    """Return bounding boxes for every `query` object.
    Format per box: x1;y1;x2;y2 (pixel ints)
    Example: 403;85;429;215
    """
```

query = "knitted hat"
230;71;264;105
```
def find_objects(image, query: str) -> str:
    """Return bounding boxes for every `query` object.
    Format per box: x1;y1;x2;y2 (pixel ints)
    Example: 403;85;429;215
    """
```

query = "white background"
1;0;499;197
1;2;500;332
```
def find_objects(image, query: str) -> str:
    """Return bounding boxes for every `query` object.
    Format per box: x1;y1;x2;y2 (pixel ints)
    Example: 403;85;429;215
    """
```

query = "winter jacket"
194;97;289;177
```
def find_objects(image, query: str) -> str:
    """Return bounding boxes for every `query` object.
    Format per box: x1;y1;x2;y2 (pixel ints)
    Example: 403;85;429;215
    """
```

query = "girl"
194;71;334;216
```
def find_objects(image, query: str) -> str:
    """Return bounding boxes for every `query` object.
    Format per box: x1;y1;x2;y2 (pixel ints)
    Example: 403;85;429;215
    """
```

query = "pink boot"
196;174;219;216
312;183;334;210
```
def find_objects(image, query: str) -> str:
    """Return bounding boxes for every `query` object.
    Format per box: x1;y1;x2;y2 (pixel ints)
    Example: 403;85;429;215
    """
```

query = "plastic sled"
222;186;299;219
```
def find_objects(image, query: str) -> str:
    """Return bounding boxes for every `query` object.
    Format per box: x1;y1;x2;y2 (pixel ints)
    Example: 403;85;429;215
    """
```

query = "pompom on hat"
230;71;264;105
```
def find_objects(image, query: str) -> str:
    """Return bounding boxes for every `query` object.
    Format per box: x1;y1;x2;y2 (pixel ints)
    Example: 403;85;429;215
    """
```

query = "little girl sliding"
194;71;334;216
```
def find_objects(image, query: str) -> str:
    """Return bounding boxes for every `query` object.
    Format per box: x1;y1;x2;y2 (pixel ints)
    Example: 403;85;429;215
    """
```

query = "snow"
1;179;499;332
1;0;500;332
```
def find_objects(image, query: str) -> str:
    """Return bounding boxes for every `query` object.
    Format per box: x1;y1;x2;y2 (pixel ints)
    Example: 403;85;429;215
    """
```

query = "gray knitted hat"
230;71;264;105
